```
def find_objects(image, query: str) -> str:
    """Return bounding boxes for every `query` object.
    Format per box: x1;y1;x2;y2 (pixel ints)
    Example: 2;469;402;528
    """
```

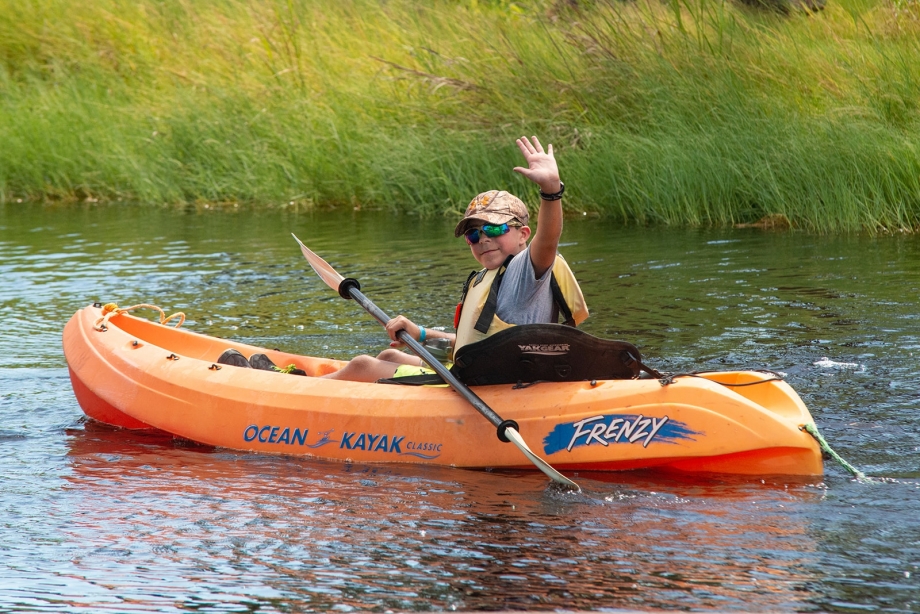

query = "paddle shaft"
344;280;579;490
344;281;506;430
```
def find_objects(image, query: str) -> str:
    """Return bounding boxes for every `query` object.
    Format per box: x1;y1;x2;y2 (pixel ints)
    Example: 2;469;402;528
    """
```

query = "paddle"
292;233;580;491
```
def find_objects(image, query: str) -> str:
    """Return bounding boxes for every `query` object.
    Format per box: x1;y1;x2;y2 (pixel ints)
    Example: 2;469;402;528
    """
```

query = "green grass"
1;0;920;231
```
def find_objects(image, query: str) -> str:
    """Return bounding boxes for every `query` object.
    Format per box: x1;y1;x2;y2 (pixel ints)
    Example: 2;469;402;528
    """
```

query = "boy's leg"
321;355;401;382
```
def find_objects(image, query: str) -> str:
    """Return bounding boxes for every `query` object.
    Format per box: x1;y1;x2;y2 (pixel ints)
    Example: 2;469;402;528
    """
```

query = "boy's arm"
513;136;562;279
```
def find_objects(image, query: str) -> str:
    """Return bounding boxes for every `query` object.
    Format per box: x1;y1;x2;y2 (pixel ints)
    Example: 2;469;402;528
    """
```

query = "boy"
321;134;587;382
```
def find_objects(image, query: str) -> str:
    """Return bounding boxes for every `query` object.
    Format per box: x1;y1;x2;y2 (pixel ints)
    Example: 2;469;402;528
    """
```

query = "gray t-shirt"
494;246;555;325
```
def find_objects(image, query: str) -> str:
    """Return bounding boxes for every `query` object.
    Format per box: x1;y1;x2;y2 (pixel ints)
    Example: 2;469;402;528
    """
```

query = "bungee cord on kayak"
658;370;786;387
92;302;185;332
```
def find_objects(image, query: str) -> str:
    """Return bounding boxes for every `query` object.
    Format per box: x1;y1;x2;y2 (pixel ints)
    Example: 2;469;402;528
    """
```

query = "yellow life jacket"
453;253;588;353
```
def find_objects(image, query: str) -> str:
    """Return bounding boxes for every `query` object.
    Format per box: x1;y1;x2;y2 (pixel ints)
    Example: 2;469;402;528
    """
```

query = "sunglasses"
464;223;519;245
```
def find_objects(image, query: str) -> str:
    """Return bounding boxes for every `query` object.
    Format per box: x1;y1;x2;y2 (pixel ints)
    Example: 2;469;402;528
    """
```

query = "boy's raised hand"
513;136;561;194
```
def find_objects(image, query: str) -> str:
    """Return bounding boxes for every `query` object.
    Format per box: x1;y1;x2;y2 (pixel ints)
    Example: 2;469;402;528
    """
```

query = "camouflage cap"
454;190;530;237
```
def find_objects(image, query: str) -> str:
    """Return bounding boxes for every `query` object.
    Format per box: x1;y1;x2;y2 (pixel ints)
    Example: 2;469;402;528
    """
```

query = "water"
1;202;918;612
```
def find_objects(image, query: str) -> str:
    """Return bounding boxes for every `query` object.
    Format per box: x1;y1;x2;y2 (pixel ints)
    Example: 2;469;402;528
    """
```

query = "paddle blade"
504;427;580;491
292;233;344;292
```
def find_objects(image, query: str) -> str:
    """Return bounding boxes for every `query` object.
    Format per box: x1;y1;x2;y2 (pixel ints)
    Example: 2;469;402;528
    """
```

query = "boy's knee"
350;354;379;368
376;348;404;362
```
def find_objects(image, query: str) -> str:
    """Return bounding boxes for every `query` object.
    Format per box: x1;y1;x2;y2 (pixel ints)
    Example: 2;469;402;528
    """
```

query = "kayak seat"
379;324;660;386
451;324;660;386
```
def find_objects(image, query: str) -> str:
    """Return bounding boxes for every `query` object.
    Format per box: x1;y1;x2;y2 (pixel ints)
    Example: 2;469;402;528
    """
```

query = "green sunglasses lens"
481;224;509;237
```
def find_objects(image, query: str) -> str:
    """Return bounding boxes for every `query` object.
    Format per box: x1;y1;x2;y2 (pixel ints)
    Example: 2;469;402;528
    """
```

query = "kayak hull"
63;305;823;476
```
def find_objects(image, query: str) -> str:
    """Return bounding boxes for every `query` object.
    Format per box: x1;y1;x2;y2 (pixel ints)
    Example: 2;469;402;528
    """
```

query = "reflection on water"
1;203;918;612
55;423;824;612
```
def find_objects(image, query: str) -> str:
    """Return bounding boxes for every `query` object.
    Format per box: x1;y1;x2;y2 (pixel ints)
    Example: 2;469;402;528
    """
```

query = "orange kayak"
63;304;823;476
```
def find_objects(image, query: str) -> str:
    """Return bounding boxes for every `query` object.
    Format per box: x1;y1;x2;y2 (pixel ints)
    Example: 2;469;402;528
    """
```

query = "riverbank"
1;0;919;231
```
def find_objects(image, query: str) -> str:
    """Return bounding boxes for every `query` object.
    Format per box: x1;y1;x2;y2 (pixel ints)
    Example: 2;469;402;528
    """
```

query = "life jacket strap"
550;274;575;327
473;255;513;334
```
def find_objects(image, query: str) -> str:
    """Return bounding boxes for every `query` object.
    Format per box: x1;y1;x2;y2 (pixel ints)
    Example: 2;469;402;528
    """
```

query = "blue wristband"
418;326;426;342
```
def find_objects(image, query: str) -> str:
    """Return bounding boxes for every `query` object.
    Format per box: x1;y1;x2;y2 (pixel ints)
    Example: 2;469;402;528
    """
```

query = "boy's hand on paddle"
513;135;561;194
385;315;419;348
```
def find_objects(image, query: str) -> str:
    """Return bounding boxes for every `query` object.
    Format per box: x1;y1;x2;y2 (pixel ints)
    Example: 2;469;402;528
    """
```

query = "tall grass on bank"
1;0;920;231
